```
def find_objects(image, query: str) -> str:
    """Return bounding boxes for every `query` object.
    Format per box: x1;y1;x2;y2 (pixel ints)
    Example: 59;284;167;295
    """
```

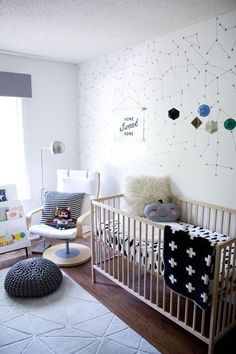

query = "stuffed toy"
46;207;75;230
144;200;180;222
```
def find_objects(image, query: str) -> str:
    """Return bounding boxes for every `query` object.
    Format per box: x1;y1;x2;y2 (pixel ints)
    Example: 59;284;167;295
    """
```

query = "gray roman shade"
0;71;32;98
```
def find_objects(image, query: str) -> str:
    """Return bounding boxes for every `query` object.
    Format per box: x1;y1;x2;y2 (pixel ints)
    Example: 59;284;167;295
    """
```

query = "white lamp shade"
50;141;65;155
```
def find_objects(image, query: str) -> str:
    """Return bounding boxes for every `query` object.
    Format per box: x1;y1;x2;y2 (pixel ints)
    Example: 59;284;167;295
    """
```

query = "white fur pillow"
122;175;170;217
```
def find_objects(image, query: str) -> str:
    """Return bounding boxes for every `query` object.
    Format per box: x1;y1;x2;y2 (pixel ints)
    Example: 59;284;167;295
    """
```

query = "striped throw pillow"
40;191;85;227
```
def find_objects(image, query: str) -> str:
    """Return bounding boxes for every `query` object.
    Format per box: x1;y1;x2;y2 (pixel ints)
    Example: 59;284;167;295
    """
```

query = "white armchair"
26;169;100;267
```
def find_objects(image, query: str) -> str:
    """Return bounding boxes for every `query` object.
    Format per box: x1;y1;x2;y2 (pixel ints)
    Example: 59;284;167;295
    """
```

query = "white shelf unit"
0;199;31;256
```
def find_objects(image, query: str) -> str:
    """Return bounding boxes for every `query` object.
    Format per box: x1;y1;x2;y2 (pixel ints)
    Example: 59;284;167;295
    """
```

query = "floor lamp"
32;140;65;254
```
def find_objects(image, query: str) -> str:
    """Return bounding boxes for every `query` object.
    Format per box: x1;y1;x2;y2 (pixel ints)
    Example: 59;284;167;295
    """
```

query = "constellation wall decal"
77;11;236;179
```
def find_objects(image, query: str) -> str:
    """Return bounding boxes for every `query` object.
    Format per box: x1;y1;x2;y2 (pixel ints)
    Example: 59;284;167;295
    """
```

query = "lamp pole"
40;147;46;203
40;141;65;203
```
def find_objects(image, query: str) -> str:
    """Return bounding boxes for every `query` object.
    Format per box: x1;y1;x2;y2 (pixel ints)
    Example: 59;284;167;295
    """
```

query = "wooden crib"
91;194;236;354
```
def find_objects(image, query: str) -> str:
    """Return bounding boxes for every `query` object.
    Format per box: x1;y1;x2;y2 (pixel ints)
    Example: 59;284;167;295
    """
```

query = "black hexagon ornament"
168;108;180;120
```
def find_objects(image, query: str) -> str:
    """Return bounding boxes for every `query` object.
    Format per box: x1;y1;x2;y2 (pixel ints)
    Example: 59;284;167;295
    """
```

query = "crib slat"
112;211;115;278
184;201;187;222
127;216;131;288
138;221;142;295
227;241;236;326
117;213;120;281
95;205;98;266
221;243;232;331
207;208;211;229
163;282;166;311
98;206;102;267
190;203;193;224
144;224;148;299
91;204;96;283
216;246;227;336
122;215;125;285
177;295;180;320
156;228;162;306
133;219;136;291
103;208;106;273
184;299;189;325
227;213;232;236
170;291;173;315
196;205;199;225
108;210;111;274
214;209;218;232
150;226;154;303
192;304;197;330
201;310;206;336
221;211;225;234
201;206;205;227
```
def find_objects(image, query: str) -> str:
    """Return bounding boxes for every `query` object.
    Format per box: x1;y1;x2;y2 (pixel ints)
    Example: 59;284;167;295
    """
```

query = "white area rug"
0;268;160;354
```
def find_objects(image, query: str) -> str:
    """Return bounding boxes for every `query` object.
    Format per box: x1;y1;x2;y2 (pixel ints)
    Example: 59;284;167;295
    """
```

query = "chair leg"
65;240;70;255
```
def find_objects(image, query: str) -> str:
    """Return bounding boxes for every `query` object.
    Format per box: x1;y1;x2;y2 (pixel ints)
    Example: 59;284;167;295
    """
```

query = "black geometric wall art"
168;108;180;120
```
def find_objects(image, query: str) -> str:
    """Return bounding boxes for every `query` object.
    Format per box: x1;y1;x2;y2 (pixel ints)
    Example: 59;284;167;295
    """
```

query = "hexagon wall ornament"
198;104;210;117
224;118;236;131
168;108;180;120
191;116;202;129
205;120;218;134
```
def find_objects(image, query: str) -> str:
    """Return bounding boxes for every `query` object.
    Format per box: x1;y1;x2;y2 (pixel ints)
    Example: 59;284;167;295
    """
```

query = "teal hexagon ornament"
224;118;236;131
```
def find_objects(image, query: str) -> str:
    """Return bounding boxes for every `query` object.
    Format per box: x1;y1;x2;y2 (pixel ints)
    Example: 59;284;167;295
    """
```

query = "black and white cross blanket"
163;225;218;310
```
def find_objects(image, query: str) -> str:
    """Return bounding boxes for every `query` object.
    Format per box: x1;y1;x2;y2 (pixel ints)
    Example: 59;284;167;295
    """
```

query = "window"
0;97;29;199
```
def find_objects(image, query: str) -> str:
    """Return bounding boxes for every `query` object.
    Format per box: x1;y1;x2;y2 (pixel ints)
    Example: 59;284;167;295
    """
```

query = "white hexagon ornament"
205;120;218;134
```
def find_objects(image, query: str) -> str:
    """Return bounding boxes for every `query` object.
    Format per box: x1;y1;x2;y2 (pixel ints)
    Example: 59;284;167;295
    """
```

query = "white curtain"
0;97;30;199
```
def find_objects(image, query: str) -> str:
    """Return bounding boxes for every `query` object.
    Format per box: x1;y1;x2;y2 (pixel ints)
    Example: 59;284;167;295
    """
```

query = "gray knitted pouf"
4;258;63;298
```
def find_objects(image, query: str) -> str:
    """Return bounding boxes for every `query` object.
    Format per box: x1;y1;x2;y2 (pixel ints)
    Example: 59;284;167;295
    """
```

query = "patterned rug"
0;268;160;353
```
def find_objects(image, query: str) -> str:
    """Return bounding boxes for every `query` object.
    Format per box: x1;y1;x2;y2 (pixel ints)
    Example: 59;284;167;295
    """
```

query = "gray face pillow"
144;202;180;222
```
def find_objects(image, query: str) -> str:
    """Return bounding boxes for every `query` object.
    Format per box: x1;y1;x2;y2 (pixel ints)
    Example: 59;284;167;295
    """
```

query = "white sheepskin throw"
122;175;170;217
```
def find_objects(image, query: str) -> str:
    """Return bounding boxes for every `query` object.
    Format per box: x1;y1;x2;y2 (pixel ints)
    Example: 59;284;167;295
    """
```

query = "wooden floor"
1;236;235;354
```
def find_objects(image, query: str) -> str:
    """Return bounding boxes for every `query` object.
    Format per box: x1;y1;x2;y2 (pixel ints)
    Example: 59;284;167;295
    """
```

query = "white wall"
77;11;236;209
0;54;79;210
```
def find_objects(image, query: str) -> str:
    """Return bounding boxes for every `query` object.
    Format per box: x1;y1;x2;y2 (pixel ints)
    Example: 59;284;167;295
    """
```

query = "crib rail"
91;194;236;354
172;196;236;237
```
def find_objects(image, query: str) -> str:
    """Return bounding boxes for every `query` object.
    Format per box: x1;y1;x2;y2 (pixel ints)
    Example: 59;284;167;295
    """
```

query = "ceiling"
0;0;236;64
